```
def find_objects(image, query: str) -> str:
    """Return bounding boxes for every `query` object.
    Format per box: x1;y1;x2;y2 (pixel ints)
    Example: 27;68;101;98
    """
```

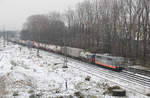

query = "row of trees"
21;13;66;45
21;0;150;65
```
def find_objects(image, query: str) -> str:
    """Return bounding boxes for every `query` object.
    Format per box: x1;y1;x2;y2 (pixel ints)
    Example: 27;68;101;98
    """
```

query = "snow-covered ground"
0;40;149;98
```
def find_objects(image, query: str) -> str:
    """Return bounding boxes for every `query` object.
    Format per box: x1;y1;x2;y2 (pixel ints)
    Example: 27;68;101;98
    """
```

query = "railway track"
125;67;150;77
9;42;150;96
69;58;150;88
46;52;150;94
32;46;150;90
51;52;150;86
14;43;150;90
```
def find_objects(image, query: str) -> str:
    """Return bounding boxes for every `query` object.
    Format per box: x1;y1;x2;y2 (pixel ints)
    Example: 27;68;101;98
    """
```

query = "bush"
56;88;60;93
58;96;63;98
90;95;97;98
29;94;36;98
74;91;84;98
107;86;121;93
85;76;91;81
74;91;82;97
13;91;19;96
69;95;74;98
147;93;150;96
11;60;17;66
28;89;34;94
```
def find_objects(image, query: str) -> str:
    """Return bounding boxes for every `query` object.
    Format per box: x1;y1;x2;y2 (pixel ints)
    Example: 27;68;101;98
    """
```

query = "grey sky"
0;0;83;30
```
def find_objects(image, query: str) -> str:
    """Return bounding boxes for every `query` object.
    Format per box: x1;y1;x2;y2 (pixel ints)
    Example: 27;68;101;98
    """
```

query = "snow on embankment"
0;41;149;98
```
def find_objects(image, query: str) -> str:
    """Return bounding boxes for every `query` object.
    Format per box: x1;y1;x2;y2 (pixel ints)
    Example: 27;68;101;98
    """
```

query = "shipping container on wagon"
60;46;68;55
67;47;84;58
27;40;33;48
45;44;49;50
34;42;39;47
56;46;61;53
46;44;53;51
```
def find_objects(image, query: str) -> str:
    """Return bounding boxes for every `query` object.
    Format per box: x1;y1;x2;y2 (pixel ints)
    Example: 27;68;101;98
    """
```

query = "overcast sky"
0;0;83;31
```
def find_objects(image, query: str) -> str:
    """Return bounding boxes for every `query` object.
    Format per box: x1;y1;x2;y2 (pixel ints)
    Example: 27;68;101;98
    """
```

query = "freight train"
10;39;125;71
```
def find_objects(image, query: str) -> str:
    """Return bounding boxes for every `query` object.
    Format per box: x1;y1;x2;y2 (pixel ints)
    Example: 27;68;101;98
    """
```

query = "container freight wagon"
67;47;84;58
61;47;84;58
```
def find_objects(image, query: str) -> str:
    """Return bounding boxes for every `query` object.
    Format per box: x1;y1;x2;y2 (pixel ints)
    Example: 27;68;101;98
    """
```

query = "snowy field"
0;41;149;98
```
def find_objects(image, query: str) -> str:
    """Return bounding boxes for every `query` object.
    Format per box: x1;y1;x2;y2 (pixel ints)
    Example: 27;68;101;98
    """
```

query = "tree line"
21;0;150;66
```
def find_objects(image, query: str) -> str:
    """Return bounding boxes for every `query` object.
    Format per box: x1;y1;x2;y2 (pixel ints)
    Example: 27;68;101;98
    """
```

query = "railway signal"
62;23;68;68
